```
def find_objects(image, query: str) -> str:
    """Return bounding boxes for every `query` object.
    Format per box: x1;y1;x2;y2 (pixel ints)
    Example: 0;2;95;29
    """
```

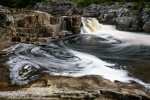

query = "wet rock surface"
0;75;149;100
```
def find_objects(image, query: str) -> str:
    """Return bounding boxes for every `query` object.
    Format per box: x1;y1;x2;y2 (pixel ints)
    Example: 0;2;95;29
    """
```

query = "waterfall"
61;16;67;31
81;17;116;33
81;17;150;46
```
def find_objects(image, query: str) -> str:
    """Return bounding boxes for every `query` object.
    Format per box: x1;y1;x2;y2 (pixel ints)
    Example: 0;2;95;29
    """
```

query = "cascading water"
4;18;150;89
61;16;67;31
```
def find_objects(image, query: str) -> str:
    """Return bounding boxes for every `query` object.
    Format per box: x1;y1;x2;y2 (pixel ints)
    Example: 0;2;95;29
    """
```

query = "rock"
143;20;150;33
34;1;81;16
20;37;26;42
50;16;61;25
0;5;14;28
131;19;142;31
39;24;60;37
0;51;10;56
63;16;72;31
0;64;10;91
103;12;117;24
98;3;130;24
83;4;101;17
17;11;51;28
0;12;14;28
11;11;61;42
35;11;51;26
100;90;142;100
0;6;14;50
61;16;81;33
0;5;10;14
115;16;138;31
31;80;46;87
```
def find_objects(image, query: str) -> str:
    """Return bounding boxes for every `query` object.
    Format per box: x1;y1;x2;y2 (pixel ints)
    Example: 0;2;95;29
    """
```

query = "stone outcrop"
93;2;150;33
0;75;149;100
35;1;150;33
35;1;82;16
0;3;81;46
1;2;150;100
83;4;101;17
9;10;81;43
0;5;15;50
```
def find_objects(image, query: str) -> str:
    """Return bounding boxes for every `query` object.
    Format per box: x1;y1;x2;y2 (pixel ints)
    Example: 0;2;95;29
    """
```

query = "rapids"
3;18;150;89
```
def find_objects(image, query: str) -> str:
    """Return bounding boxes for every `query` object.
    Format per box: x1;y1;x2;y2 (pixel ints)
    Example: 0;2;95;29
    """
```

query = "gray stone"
35;1;81;16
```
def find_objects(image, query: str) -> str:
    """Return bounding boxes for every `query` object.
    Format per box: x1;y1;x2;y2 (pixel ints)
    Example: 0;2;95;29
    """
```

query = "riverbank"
0;1;150;100
0;75;150;100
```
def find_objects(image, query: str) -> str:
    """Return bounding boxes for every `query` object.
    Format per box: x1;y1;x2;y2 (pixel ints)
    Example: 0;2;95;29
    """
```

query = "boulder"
131;19;143;31
143;20;150;33
115;16;138;31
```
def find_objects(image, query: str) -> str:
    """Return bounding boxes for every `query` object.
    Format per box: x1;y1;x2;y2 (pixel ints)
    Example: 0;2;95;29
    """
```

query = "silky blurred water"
3;18;150;89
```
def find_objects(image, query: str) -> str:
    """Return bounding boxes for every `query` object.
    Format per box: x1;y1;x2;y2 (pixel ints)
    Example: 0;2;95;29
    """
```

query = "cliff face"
0;5;15;50
1;1;150;47
0;6;81;44
35;1;150;33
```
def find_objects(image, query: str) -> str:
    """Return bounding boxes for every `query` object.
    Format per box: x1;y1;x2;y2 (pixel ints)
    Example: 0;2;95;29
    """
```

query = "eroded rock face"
0;12;14;28
83;2;150;33
0;5;10;14
0;5;14;50
35;1;82;16
115;16;138;31
0;75;149;100
83;4;101;17
143;21;150;32
10;11;61;42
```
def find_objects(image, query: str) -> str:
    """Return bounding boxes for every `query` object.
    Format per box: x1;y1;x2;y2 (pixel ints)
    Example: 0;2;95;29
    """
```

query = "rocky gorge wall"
0;5;81;45
1;1;150;47
35;1;150;33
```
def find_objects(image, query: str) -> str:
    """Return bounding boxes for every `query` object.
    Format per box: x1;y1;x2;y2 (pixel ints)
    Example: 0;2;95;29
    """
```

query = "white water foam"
80;17;150;88
81;18;150;46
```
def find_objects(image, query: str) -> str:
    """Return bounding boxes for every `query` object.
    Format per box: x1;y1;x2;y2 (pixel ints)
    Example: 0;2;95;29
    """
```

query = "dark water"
59;34;150;83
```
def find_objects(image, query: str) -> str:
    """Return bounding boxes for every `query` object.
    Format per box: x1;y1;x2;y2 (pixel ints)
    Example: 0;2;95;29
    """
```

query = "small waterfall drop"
81;18;116;33
81;17;150;46
61;16;67;31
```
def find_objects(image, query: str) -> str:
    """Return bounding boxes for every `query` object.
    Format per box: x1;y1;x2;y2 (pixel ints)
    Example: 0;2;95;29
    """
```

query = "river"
3;18;150;89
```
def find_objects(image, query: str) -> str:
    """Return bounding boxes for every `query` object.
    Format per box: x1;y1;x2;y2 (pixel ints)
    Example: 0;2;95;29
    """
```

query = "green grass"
0;0;149;8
